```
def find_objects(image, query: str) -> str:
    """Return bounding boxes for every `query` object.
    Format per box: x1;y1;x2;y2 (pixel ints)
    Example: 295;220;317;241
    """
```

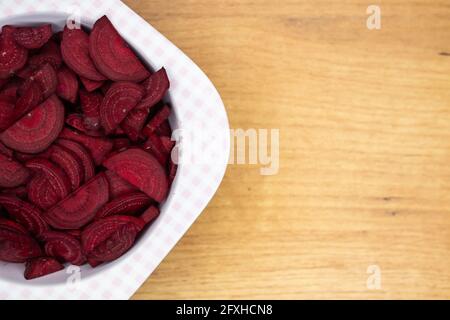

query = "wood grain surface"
124;0;450;299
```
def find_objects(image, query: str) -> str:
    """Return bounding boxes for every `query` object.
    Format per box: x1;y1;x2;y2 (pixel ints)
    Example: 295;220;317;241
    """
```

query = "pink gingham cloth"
0;0;229;300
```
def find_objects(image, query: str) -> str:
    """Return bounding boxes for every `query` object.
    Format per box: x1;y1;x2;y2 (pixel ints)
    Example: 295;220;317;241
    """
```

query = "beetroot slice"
80;77;104;92
27;173;61;210
0;228;42;263
13;24;53;49
89;16;150;82
29;40;62;70
1;185;28;199
121;107;150;142
80;90;102;130
112;138;130;151
142;105;171;137
59;127;113;165
140;205;160;225
0;194;49;236
25;158;71;201
24;257;64;280
56;138;95;181
81;215;144;255
0;100;15;131
168;158;178;185
0;217;28;234
65;229;81;239
103;148;168;202
49;144;84;191
0;141;13;157
56;66;79;103
105;170;138;199
143;133;169;166
0;79;22;104
100;82;144;134
65;114;103;137
41;231;86;266
29;63;57;99
44;173;109;230
14;80;43;121
0;95;64;153
136;68;170;110
95;192;152;219
0;153;30;188
0;26;28;79
160;136;176;154
61;27;106;81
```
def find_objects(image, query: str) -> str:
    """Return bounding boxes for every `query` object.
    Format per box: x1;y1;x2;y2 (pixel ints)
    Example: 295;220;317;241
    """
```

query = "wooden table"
125;0;450;299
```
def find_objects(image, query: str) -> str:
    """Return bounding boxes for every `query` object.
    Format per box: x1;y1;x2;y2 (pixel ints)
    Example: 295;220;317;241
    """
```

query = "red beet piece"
41;231;86;266
140;205;160;225
1;185;28;199
56;138;95;182
81;215;145;256
0;217;28;234
16;64;34;79
112;138;130;151
14;80;43;121
61;26;106;81
89;16;150;82
0;78;7;90
24;257;64;280
0;153;30;188
160;136;176;154
142;105;171;137
25;158;72;202
105;170;138;199
65;114;103;137
27;173;61;210
100;81;144;134
29;63;57;99
168;158;178;185
136;68;170;110
44;173;109;230
65;229;81;239
87;257;102;268
0;141;13;157
0;79;22;104
79;89;102;130
0;100;15;131
59;127;113;165
56;66;79;103
121;108;150;142
0;26;28;79
13;24;53;49
79;76;104;92
142;134;169;166
95;192;152;219
29;40;62;70
0;228;42;263
49;144;84;191
0;194;49;237
103;148;168;202
0;95;64;153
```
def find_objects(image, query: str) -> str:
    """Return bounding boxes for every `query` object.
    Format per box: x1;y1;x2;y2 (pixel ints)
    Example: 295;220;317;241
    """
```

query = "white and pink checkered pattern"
0;0;230;299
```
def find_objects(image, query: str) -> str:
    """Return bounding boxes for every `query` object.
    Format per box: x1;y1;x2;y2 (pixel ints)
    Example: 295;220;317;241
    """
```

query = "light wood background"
124;0;450;299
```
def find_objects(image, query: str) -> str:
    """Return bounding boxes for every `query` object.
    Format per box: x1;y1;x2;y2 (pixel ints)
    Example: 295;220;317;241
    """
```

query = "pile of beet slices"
0;16;177;280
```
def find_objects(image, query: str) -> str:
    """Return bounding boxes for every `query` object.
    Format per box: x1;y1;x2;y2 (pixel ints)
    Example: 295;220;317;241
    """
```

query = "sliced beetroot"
59;127;113;165
13;24;53;49
65;229;81;239
56;66;79;103
0;141;13;157
56;138;95;181
0;79;22;104
121;107;150;142
100;81;144;134
140;205;160;225
49;144;84;191
0;228;42;263
79;76;104;92
81;215;144;256
112;137;130;151
16;64;34;79
65;114;103;137
1;185;28;199
95;192;152;219
27;173;60;210
0;153;30;188
0;95;64;153
105;170;138;199
61;27;106;81
89;16;150;82
24;257;64;280
87;257;102;268
160;136;176;154
168;158;178;185
0;78;7;90
44;173;109;230
0;25;28;79
79;89;102;130
0;100;15;131
142;105;171;137
14;80;43;121
103;148;168;202
29;40;62;70
41;231;86;266
0;217;28;234
142;134;169;166
28;63;57;99
25;158;71;202
0;194;49;236
137;68;170;110
14;149;51;164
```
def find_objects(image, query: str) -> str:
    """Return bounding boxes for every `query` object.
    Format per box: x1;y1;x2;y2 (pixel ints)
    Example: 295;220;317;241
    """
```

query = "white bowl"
0;0;229;300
